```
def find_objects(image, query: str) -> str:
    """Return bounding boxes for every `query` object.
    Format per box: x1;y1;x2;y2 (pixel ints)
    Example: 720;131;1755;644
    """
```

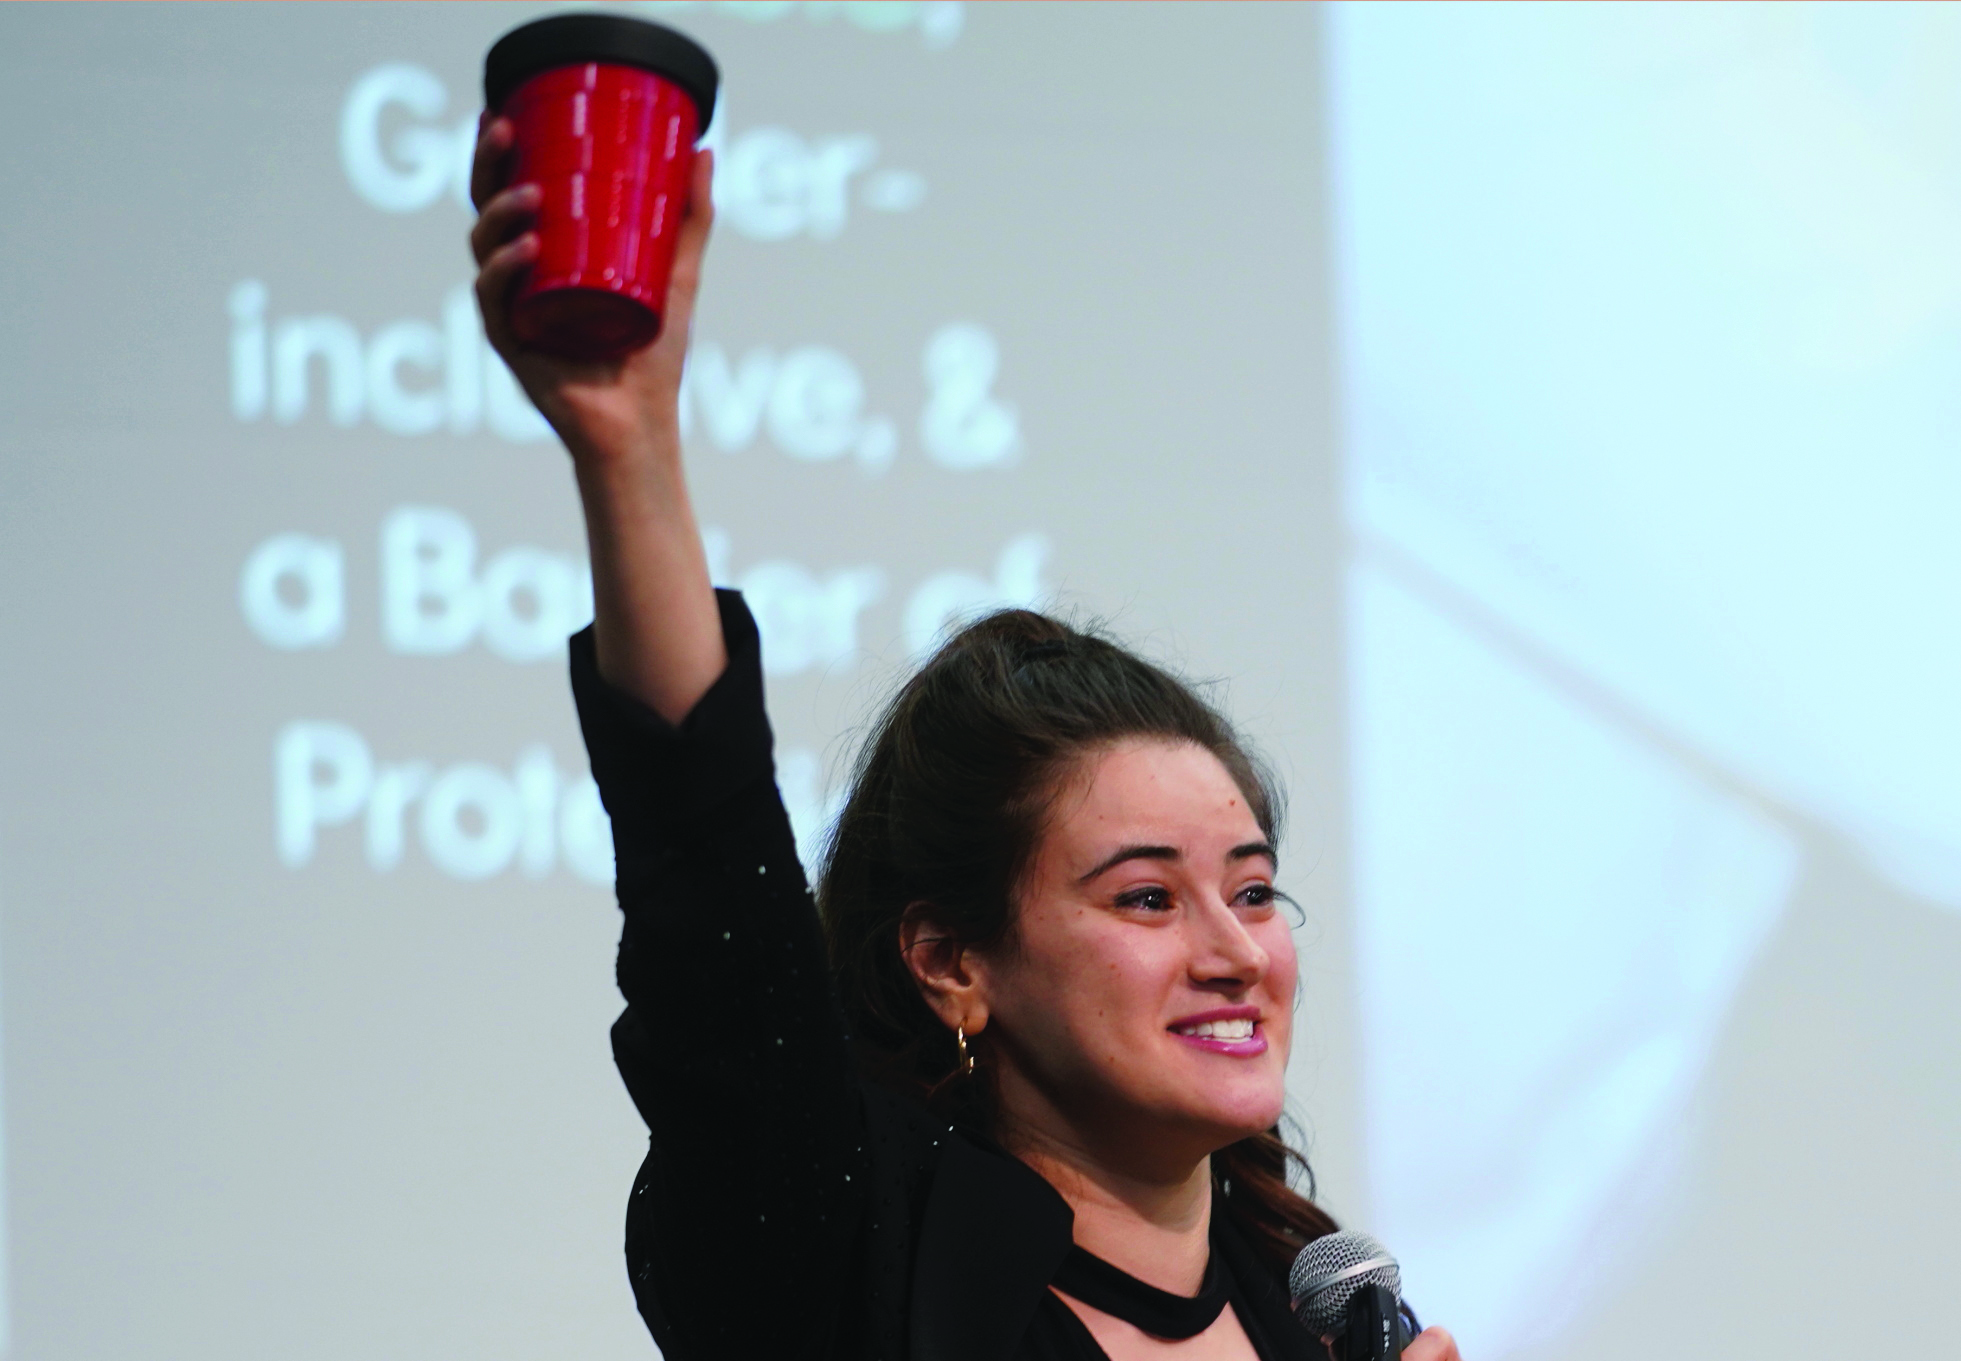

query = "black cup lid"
484;13;718;128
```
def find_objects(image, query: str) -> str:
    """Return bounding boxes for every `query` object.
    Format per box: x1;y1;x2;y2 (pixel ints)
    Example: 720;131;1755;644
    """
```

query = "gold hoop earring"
955;1023;976;1078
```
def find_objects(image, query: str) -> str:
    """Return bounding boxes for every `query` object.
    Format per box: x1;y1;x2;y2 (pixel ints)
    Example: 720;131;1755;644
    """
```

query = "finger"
469;182;541;266
687;146;715;228
473;230;539;353
665;148;716;311
1402;1326;1460;1361
470;116;516;212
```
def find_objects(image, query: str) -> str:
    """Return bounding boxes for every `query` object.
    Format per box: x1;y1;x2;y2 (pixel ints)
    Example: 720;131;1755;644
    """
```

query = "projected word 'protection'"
273;722;847;885
275;726;613;884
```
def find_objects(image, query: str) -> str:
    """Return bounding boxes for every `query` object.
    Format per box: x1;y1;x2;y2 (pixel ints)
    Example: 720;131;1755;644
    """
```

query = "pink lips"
1167;1005;1268;1057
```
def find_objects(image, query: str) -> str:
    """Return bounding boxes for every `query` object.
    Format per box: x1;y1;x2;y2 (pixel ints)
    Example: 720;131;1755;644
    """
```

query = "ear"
898;902;991;1036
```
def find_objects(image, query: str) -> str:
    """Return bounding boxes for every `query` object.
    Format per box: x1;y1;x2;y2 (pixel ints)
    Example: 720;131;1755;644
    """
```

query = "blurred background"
1;3;1956;1358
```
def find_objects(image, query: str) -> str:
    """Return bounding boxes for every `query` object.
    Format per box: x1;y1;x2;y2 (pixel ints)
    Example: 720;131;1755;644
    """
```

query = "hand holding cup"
470;15;719;470
471;125;713;470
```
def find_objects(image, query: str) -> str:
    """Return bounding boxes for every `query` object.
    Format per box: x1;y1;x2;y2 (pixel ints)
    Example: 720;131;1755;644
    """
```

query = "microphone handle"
1338;1283;1408;1361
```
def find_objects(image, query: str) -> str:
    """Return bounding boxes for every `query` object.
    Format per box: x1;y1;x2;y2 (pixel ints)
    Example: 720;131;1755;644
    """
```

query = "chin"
1183;1083;1287;1141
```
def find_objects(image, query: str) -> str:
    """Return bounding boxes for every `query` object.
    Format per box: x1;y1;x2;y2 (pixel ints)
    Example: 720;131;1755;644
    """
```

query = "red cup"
484;15;719;360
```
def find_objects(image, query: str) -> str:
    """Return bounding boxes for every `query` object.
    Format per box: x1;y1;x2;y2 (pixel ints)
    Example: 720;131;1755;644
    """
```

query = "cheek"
1059;932;1171;1028
999;918;1178;1044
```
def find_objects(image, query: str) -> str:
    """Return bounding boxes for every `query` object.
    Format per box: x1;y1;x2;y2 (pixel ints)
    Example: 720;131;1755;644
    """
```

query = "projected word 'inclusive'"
228;279;1014;473
227;281;549;439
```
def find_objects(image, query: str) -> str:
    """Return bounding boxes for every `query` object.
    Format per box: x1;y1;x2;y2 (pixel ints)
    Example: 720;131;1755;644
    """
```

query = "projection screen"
1;5;1955;1360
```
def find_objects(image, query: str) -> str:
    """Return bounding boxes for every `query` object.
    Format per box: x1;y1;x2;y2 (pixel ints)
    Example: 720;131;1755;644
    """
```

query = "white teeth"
1177;1019;1255;1041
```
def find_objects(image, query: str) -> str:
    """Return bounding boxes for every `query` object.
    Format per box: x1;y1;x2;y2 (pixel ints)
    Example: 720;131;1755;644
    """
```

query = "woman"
470;117;1459;1361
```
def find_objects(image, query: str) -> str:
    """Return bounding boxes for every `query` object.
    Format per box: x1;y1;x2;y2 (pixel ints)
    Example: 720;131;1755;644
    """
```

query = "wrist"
561;410;684;481
569;427;690;526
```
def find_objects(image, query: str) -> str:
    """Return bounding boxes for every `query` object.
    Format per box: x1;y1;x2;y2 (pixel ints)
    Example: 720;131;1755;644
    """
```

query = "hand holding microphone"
1290;1231;1459;1361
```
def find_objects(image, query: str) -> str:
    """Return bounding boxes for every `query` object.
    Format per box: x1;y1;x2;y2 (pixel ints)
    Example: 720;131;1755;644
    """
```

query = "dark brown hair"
816;608;1338;1275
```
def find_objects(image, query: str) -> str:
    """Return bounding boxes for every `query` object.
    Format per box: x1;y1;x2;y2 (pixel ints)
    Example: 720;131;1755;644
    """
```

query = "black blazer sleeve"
570;590;869;1361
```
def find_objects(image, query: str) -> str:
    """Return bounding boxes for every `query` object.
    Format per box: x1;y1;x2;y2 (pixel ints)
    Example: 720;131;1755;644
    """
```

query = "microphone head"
1289;1230;1403;1336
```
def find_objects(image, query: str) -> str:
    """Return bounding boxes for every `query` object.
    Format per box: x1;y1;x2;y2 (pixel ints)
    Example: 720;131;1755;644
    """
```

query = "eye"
1114;886;1174;913
1233;882;1277;910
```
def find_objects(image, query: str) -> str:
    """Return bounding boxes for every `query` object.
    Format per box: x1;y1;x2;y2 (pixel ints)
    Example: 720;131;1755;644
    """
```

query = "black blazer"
572;591;1316;1361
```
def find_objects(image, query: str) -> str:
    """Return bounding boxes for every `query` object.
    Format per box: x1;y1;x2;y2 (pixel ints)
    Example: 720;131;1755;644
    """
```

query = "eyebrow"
1077;841;1276;884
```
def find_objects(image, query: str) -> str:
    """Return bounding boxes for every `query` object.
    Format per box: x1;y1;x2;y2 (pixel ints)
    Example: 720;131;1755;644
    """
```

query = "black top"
570;590;1317;1361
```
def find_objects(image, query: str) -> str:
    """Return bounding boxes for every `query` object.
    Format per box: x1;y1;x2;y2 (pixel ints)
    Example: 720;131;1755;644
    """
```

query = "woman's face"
974;737;1297;1171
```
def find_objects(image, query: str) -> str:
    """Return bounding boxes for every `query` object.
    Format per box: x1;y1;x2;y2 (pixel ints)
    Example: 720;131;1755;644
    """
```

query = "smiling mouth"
1167;1013;1268;1056
1172;1018;1256;1041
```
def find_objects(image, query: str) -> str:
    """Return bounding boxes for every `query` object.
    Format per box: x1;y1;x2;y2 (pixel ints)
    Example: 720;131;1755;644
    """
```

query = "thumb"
666;147;716;320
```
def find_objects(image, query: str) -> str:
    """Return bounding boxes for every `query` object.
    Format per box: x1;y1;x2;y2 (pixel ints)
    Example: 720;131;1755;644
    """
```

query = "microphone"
1288;1230;1413;1360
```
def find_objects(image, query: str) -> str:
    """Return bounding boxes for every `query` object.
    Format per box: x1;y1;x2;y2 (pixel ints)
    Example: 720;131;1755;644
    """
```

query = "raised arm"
472;119;871;1359
469;114;723;724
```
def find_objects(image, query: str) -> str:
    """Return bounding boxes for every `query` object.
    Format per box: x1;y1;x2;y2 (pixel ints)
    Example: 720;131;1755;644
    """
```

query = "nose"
1186;892;1270;992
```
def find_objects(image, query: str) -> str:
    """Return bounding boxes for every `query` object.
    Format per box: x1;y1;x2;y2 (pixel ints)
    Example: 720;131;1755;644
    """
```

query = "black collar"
909;1131;1075;1361
907;1133;1319;1361
1052;1243;1229;1339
